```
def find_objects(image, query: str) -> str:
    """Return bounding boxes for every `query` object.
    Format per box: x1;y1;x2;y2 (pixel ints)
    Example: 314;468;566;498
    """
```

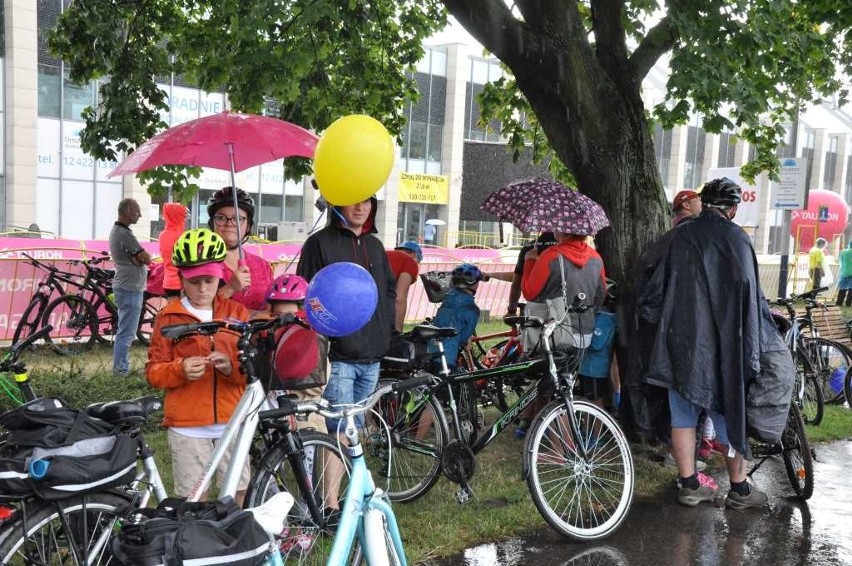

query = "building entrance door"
403;206;423;244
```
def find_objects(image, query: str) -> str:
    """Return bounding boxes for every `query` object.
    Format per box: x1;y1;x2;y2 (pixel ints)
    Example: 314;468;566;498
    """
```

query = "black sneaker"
725;485;768;510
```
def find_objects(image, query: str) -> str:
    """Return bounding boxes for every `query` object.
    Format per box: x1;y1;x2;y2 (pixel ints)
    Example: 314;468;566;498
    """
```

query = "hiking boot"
725;485;768;510
664;452;707;472
677;483;718;507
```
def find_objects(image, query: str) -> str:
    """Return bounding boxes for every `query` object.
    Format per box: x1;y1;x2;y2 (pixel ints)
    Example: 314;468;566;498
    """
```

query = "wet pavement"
426;440;852;566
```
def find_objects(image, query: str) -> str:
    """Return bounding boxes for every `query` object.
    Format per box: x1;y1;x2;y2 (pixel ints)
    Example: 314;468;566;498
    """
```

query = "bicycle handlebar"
774;287;829;305
160;313;308;341
258;376;433;422
1;325;53;370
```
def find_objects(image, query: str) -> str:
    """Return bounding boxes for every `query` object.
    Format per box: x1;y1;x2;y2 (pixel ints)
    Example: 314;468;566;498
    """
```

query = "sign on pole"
707;167;760;227
773;157;808;210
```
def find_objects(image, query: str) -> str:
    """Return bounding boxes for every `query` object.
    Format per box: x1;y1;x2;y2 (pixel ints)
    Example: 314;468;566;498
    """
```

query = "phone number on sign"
63;157;118;169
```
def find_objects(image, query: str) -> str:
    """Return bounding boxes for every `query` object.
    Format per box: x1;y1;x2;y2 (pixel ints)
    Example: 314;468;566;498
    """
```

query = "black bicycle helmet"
451;263;483;287
700;177;742;208
207;187;256;230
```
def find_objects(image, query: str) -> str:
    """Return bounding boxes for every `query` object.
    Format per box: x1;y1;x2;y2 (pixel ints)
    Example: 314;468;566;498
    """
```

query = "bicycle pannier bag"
112;497;271;566
270;324;326;390
746;347;796;443
0;397;137;499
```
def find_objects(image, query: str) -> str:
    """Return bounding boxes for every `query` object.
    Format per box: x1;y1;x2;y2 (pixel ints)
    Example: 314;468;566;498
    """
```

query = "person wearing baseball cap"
671;189;702;227
387;241;423;331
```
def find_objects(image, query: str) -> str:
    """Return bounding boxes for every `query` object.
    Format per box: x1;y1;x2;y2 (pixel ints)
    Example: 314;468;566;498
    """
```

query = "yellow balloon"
314;115;395;206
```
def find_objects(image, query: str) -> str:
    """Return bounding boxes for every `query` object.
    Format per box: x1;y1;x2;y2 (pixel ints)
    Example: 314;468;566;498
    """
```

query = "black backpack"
0;398;137;500
111;497;271;566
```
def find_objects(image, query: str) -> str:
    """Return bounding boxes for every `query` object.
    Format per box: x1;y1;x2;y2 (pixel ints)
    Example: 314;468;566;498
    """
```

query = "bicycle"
67;253;162;347
372;297;635;541
0;326;54;411
12;253;98;356
457;311;531;413
259;376;431;565
771;292;828;425
747;400;814;500
0;314;347;565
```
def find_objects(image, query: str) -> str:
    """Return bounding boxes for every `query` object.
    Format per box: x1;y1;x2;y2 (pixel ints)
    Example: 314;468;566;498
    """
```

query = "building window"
653;124;673;188
717;132;737;168
683;126;706;188
284;195;303;222
38;65;61;118
823;135;838;190
258;193;283;225
63;70;94;121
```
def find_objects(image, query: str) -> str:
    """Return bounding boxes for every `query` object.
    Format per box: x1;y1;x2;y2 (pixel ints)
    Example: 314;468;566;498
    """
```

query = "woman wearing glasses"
207;187;273;313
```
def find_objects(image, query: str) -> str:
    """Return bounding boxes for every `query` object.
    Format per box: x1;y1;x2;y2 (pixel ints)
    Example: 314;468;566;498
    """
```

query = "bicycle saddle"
408;325;458;342
85;395;162;426
504;315;544;328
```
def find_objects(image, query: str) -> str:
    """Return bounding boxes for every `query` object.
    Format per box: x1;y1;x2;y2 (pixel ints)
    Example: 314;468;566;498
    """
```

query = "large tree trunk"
443;2;669;290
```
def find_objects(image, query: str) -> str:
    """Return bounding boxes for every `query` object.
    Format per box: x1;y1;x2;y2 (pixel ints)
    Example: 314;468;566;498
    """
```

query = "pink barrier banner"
0;237;517;342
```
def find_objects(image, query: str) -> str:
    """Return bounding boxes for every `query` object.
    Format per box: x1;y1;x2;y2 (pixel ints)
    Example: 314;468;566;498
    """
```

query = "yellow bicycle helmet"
172;228;227;267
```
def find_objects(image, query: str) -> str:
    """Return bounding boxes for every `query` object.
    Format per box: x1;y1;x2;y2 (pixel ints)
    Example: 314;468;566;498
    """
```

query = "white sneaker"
664;452;707;472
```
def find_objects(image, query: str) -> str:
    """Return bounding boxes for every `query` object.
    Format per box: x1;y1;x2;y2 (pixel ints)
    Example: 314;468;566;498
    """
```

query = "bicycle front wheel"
0;491;131;565
782;402;814;500
244;431;351;563
524;399;634;541
367;378;447;503
136;295;162;346
41;295;97;356
801;337;852;405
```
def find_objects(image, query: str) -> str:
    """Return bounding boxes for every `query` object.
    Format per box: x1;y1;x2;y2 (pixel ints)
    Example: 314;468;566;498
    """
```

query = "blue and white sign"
773;157;808;210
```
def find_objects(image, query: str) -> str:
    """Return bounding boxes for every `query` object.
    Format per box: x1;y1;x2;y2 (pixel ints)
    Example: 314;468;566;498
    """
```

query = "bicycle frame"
329;425;406;566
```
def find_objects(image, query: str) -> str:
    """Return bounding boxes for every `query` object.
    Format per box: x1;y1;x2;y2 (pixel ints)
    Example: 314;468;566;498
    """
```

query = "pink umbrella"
109;111;319;257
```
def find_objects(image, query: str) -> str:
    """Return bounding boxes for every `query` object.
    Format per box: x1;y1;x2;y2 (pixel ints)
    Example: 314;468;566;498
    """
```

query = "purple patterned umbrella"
481;178;610;235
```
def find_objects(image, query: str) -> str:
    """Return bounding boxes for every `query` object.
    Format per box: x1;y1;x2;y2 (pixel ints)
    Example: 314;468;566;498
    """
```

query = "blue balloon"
305;262;378;337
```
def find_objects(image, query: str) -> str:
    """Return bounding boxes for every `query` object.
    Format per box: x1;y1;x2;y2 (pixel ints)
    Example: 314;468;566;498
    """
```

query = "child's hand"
182;357;207;381
206;351;232;376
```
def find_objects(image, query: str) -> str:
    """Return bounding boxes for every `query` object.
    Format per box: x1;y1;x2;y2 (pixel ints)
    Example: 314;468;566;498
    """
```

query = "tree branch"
514;0;571;32
590;0;630;73
629;15;678;80
441;0;537;67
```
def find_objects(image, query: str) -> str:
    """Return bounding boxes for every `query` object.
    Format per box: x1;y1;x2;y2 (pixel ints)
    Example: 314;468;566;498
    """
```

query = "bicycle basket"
420;271;453;303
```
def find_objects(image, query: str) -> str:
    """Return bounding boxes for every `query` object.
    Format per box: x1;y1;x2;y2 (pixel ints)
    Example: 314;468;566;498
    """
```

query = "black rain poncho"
633;209;788;456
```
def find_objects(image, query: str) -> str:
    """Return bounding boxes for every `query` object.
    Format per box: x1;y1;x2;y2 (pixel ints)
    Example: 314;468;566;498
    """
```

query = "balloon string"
279;204;332;273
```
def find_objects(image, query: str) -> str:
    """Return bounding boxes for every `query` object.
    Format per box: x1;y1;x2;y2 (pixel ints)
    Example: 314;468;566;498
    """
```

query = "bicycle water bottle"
107;292;116;307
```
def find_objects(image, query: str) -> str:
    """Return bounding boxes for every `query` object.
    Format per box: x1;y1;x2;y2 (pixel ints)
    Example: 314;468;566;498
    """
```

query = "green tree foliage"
48;0;446;200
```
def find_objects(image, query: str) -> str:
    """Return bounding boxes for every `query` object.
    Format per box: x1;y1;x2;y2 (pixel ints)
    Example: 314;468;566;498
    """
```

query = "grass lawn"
2;330;851;564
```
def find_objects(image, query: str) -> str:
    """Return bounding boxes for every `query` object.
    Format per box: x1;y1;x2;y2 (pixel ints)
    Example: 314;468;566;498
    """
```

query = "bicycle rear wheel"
524;399;634;541
41;295;97;356
367;378;447;503
0;491;131;565
782;402;814;500
801;337;852;405
244;431;351;564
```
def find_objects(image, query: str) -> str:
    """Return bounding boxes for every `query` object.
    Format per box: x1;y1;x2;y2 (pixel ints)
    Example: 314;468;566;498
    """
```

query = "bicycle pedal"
454;488;472;505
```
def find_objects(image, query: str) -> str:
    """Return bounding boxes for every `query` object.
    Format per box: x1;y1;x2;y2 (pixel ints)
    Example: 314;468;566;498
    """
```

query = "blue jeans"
113;287;143;375
322;361;380;434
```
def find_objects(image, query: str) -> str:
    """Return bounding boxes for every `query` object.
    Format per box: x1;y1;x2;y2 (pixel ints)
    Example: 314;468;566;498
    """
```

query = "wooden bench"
796;305;852;349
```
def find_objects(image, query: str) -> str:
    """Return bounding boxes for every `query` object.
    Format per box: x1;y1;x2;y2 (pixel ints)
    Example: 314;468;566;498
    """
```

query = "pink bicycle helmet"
266;274;309;303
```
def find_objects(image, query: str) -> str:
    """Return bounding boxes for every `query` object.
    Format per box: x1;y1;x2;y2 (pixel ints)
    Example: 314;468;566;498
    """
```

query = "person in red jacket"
146;228;250;502
158;202;188;298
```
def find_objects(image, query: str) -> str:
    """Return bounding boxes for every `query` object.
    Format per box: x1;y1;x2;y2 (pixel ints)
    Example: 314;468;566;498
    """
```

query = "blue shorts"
667;389;730;446
322;361;380;434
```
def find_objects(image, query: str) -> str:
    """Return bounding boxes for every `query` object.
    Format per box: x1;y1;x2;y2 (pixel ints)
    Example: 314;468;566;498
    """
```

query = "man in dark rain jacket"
635;178;788;510
297;196;395;434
